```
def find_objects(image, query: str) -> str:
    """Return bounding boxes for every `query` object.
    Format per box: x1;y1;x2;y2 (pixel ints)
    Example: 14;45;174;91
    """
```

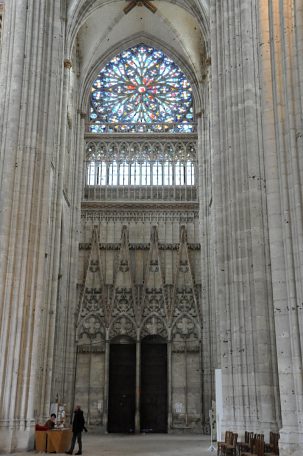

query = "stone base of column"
0;428;34;453
279;429;303;456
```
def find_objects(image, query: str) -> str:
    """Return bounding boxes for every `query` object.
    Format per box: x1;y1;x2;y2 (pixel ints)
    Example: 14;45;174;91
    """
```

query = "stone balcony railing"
82;185;197;203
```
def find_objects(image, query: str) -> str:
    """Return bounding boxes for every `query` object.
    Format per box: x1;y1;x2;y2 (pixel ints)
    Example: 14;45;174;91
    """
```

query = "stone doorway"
107;335;168;434
108;337;136;433
140;335;167;433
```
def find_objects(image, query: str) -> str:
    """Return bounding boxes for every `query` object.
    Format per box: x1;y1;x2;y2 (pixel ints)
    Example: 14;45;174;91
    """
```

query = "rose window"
89;44;193;132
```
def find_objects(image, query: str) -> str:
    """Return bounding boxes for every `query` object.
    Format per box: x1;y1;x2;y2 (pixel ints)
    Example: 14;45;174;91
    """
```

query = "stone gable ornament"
77;227;106;324
111;226;137;322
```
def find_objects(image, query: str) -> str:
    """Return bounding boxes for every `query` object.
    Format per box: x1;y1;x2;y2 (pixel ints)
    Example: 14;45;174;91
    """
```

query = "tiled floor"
7;433;216;456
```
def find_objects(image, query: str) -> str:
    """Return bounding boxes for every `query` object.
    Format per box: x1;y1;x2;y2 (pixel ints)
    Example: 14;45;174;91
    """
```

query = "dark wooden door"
108;343;136;433
140;338;167;432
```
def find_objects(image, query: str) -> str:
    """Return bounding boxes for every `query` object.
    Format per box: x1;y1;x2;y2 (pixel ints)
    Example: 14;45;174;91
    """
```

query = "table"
35;429;72;453
35;431;47;452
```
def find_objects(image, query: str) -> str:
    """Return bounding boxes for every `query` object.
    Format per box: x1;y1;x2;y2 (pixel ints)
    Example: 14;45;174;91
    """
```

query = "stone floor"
9;434;215;456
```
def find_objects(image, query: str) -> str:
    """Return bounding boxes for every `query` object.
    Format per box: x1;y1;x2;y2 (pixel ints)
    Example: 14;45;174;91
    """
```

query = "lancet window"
86;159;195;187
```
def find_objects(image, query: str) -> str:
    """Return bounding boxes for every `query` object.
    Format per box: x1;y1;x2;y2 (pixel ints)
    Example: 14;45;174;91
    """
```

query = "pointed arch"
77;313;106;347
80;33;202;116
140;314;168;340
109;315;137;340
66;0;209;66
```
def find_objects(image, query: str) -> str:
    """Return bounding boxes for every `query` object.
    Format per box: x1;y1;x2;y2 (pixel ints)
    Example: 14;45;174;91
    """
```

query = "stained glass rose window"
89;44;193;132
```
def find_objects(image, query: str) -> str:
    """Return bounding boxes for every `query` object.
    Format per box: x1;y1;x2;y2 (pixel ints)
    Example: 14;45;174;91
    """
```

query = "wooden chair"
241;434;264;456
221;432;238;456
218;431;234;456
264;432;280;456
237;431;254;455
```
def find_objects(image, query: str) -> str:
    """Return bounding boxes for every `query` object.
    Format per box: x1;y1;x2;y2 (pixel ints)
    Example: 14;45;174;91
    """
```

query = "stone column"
62;110;87;412
210;0;280;439
0;0;64;451
42;58;73;417
197;86;217;431
257;1;303;454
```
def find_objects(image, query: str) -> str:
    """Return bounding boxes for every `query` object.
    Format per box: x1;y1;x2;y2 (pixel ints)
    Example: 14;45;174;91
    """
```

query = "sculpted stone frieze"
79;242;201;251
80;209;199;223
77;226;202;344
85;138;197;161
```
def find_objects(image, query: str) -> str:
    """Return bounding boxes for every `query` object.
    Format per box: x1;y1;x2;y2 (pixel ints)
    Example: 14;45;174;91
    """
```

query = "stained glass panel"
89;44;194;133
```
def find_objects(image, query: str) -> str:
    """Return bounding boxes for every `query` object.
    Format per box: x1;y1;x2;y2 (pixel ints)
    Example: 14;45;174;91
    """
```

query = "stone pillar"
61;110;87;412
42;58;73;417
210;0;280;439
197;92;217;431
0;0;64;451
257;1;303;454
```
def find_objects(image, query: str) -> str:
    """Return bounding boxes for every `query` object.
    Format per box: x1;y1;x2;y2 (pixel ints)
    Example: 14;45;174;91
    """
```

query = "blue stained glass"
89;44;193;131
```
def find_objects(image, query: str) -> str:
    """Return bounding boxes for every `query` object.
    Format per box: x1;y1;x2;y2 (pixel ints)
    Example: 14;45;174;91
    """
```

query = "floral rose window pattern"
89;44;194;133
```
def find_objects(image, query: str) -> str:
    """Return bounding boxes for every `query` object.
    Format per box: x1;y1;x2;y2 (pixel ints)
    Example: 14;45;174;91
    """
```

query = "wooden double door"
108;336;167;433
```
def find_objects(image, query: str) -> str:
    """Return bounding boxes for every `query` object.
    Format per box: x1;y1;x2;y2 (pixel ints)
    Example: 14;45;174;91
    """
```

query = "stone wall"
72;209;211;432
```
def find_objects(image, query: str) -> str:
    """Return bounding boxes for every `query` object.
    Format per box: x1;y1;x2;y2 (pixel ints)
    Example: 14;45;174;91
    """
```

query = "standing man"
66;406;87;455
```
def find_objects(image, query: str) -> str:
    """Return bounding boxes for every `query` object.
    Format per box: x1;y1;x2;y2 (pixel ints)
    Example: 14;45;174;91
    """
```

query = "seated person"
44;413;56;429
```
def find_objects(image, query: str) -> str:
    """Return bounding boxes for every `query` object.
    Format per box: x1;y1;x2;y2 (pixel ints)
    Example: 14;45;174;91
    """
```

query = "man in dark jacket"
66;406;87;455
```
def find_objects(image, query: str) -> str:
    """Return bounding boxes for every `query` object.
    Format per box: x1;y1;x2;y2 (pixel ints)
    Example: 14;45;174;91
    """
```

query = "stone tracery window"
85;140;196;188
84;44;197;200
